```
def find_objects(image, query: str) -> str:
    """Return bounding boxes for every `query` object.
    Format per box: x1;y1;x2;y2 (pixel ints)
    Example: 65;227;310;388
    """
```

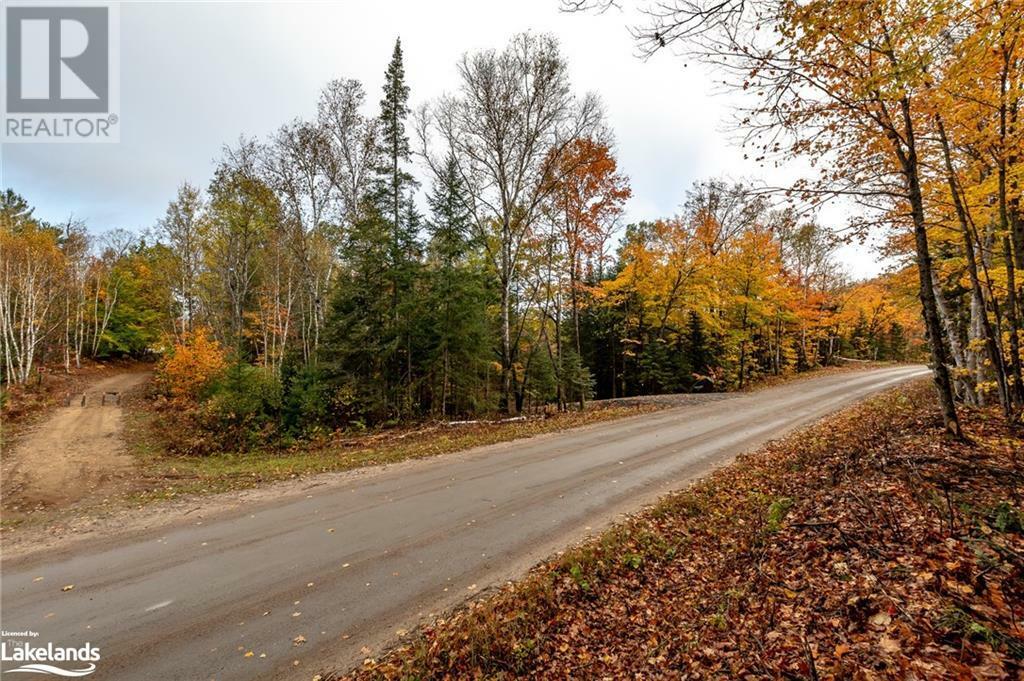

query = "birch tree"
263;120;337;362
0;221;63;383
158;183;205;337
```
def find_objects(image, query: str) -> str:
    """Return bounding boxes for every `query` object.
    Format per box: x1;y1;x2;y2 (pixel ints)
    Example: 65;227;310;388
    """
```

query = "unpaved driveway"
2;372;150;510
1;366;926;681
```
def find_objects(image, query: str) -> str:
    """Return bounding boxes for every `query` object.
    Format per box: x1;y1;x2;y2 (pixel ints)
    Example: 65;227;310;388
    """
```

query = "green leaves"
765;496;794;532
567;563;591;593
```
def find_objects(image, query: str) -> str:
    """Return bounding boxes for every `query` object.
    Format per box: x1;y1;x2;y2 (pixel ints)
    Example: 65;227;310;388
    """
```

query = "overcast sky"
0;0;886;277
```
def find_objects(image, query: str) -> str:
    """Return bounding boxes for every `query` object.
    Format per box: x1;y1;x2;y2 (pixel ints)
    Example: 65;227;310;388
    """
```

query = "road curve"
0;366;928;680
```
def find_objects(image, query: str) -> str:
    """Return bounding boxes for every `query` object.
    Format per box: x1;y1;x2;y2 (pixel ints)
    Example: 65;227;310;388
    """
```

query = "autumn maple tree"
545;138;631;356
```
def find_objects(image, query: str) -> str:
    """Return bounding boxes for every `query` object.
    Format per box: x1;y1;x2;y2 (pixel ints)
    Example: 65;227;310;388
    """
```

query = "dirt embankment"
2;372;150;514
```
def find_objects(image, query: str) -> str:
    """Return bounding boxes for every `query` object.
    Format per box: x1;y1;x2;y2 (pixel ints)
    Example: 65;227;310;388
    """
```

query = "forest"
10;8;1019;449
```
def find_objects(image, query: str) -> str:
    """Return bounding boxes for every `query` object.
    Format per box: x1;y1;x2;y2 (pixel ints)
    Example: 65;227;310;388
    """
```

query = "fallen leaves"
869;611;892;630
61;584;74;592
344;383;1024;680
879;635;902;655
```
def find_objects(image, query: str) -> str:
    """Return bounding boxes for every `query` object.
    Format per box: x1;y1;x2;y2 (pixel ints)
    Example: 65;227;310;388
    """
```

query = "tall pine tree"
359;37;421;416
374;37;419;291
321;208;395;425
424;155;491;416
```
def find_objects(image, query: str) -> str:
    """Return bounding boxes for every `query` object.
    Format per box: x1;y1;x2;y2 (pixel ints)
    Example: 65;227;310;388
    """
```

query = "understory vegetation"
122;401;660;503
339;381;1024;679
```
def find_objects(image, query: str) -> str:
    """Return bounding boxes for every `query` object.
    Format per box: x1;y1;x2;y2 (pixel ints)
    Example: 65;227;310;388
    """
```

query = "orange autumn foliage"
157;327;227;404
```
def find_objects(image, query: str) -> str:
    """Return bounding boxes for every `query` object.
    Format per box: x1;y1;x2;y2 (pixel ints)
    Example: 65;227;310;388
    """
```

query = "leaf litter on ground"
335;381;1023;680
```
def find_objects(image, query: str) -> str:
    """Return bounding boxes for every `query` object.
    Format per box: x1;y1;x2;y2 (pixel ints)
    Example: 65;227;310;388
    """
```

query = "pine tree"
372;37;421;415
424;155;491;416
685;311;713;377
321;208;396;424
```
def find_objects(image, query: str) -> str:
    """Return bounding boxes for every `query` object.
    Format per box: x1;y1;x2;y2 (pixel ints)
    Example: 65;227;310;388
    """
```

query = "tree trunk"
936;116;1009;413
500;273;514;414
442;346;450;418
931;270;975;404
890;99;960;435
737;302;749;389
1004;236;1024;408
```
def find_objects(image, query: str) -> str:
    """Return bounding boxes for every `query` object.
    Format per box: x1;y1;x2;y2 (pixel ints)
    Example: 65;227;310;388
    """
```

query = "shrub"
765;496;794;532
281;360;330;436
156;327;227;404
202;363;283;451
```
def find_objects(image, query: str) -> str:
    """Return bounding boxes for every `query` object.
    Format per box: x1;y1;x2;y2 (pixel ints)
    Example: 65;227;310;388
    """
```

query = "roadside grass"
1;402;655;532
122;403;660;503
124;361;896;504
337;381;1024;680
126;361;902;504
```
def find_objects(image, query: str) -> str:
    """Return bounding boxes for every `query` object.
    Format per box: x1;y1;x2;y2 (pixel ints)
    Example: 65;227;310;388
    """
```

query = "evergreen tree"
685;311;714;377
0;189;37;230
427;156;470;267
579;298;621;398
638;340;676;394
376;37;416;244
321;209;396;425
424;155;491;416
325;38;422;423
849;311;871;359
397;194;426;413
886;321;908;361
372;37;421;415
